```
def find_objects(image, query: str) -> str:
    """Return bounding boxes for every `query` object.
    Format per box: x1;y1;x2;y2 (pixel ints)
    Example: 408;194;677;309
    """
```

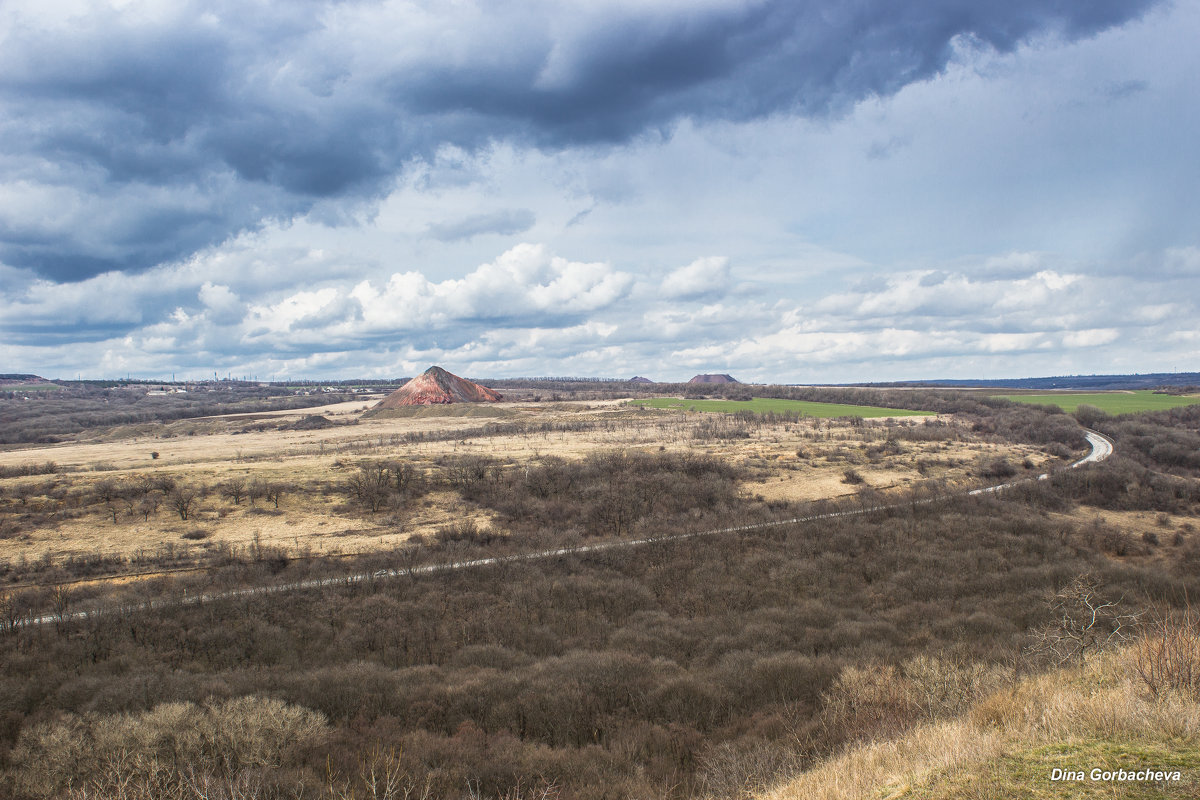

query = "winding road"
17;429;1114;629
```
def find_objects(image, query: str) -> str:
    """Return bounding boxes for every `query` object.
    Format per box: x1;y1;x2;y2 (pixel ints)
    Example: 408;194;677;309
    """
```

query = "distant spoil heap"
376;366;501;407
688;374;739;384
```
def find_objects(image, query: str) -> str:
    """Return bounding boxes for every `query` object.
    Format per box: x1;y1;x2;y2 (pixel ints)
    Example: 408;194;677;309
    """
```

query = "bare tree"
395;543;426;579
1026;574;1140;666
169;485;201;521
247;478;267;506
326;744;432;800
387;460;418;493
50;584;72;626
443;456;498;495
13;483;35;506
347;463;392;512
220;478;247;506
135;492;160;521
263;482;287;509
0;592;19;634
92;479;122;505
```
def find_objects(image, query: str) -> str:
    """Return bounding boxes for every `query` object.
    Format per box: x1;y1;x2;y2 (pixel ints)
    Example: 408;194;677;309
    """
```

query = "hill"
759;629;1200;800
689;373;739;384
0;374;51;386
374;365;501;408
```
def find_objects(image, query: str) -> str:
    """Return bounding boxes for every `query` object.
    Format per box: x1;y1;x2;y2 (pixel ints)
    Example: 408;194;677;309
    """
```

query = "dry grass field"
0;397;1052;576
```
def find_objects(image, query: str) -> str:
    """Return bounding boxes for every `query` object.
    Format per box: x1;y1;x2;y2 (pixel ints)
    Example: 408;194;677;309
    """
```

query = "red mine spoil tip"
376;365;502;407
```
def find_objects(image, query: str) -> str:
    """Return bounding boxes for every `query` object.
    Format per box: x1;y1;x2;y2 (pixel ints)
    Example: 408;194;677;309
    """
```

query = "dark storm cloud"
0;0;1161;281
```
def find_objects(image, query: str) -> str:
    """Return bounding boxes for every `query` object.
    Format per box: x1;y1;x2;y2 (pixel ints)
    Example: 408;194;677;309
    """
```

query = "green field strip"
995;390;1200;414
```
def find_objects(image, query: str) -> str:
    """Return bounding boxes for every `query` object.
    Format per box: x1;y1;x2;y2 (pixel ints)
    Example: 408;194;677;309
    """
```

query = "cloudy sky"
2;0;1197;383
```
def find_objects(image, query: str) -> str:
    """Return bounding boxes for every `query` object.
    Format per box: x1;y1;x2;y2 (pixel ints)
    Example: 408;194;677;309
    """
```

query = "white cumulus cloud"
660;256;731;300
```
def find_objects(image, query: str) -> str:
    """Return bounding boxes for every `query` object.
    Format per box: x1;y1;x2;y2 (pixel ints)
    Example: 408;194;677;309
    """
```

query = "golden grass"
760;719;1007;800
759;647;1200;800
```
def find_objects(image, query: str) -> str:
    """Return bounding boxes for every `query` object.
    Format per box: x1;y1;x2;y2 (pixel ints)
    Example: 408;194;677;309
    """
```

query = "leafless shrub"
980;457;1017;479
698;739;804;799
816;664;915;745
247;478;267;506
899;653;1008;721
326;744;432;800
1132;602;1200;700
0;461;58;478
10;697;328;799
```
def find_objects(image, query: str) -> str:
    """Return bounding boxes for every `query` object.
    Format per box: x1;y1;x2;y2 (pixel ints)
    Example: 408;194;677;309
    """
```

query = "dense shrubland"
0;391;1197;798
1081;403;1200;476
1;480;1197;798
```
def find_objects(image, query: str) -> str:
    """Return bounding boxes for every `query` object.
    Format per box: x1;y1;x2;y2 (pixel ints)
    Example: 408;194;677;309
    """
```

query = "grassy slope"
996;391;1200;415
629;397;933;418
760;646;1200;800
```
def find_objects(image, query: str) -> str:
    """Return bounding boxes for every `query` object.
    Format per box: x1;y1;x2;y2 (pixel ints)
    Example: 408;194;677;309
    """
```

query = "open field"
628;396;935;417
995;390;1200;414
0;397;1039;576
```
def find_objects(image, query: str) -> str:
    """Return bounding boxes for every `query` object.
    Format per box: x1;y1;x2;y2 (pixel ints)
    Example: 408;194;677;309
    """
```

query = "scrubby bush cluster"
338;451;750;539
0;464;58;480
10;697;328;799
444;451;746;538
1;481;1196;798
1085;404;1200;476
342;460;426;513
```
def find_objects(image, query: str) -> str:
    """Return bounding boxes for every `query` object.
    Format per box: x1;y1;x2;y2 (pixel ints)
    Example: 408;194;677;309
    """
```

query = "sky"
1;0;1198;383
